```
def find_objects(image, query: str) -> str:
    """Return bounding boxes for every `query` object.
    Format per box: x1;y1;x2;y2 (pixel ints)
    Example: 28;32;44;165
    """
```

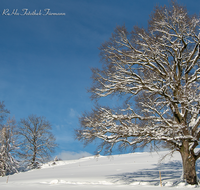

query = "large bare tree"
18;115;57;168
76;1;200;185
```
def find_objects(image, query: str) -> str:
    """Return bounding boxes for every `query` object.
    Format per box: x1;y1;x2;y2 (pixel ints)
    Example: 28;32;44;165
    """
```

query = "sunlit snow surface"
0;151;200;189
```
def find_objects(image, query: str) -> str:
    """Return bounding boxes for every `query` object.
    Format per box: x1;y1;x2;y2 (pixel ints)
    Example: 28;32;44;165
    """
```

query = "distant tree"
0;101;19;176
0;101;10;129
0;118;19;176
18;115;57;168
76;1;200;185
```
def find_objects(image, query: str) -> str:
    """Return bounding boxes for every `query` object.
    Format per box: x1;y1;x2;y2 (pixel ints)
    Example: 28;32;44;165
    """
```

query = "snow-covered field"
0;151;199;189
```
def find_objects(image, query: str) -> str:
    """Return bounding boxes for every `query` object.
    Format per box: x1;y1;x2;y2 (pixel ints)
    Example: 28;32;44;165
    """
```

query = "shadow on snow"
108;160;200;186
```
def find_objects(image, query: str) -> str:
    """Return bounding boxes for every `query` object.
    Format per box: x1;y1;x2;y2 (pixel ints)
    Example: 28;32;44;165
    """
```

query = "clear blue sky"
0;0;199;159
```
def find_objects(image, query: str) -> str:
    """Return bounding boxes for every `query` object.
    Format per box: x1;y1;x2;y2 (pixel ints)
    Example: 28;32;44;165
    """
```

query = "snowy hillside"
0;151;199;189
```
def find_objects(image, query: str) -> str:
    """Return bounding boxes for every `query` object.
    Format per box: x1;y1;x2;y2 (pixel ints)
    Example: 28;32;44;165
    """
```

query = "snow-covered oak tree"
18;115;57;168
76;1;200;185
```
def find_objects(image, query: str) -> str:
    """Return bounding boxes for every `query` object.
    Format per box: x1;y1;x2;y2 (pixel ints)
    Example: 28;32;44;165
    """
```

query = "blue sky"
0;0;199;159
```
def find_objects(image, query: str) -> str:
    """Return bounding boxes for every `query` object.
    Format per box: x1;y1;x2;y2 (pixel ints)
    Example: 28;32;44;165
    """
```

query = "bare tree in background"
76;1;200;185
0;101;10;129
18;115;57;168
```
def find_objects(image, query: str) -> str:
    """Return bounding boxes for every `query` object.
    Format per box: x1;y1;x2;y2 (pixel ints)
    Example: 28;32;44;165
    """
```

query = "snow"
0;151;199;189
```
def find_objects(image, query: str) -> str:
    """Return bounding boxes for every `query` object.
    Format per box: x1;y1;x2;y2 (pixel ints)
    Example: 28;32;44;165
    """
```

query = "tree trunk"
180;142;198;185
32;145;36;164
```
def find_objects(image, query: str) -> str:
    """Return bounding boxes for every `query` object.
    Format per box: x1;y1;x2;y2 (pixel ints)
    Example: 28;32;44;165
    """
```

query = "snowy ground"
0;151;200;189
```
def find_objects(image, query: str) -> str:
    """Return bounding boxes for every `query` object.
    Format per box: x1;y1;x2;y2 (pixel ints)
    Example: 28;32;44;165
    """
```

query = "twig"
6;176;9;183
159;171;162;187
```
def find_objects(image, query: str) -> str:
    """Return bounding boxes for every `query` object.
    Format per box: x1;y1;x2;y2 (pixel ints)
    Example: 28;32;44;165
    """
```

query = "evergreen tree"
0;118;19;176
